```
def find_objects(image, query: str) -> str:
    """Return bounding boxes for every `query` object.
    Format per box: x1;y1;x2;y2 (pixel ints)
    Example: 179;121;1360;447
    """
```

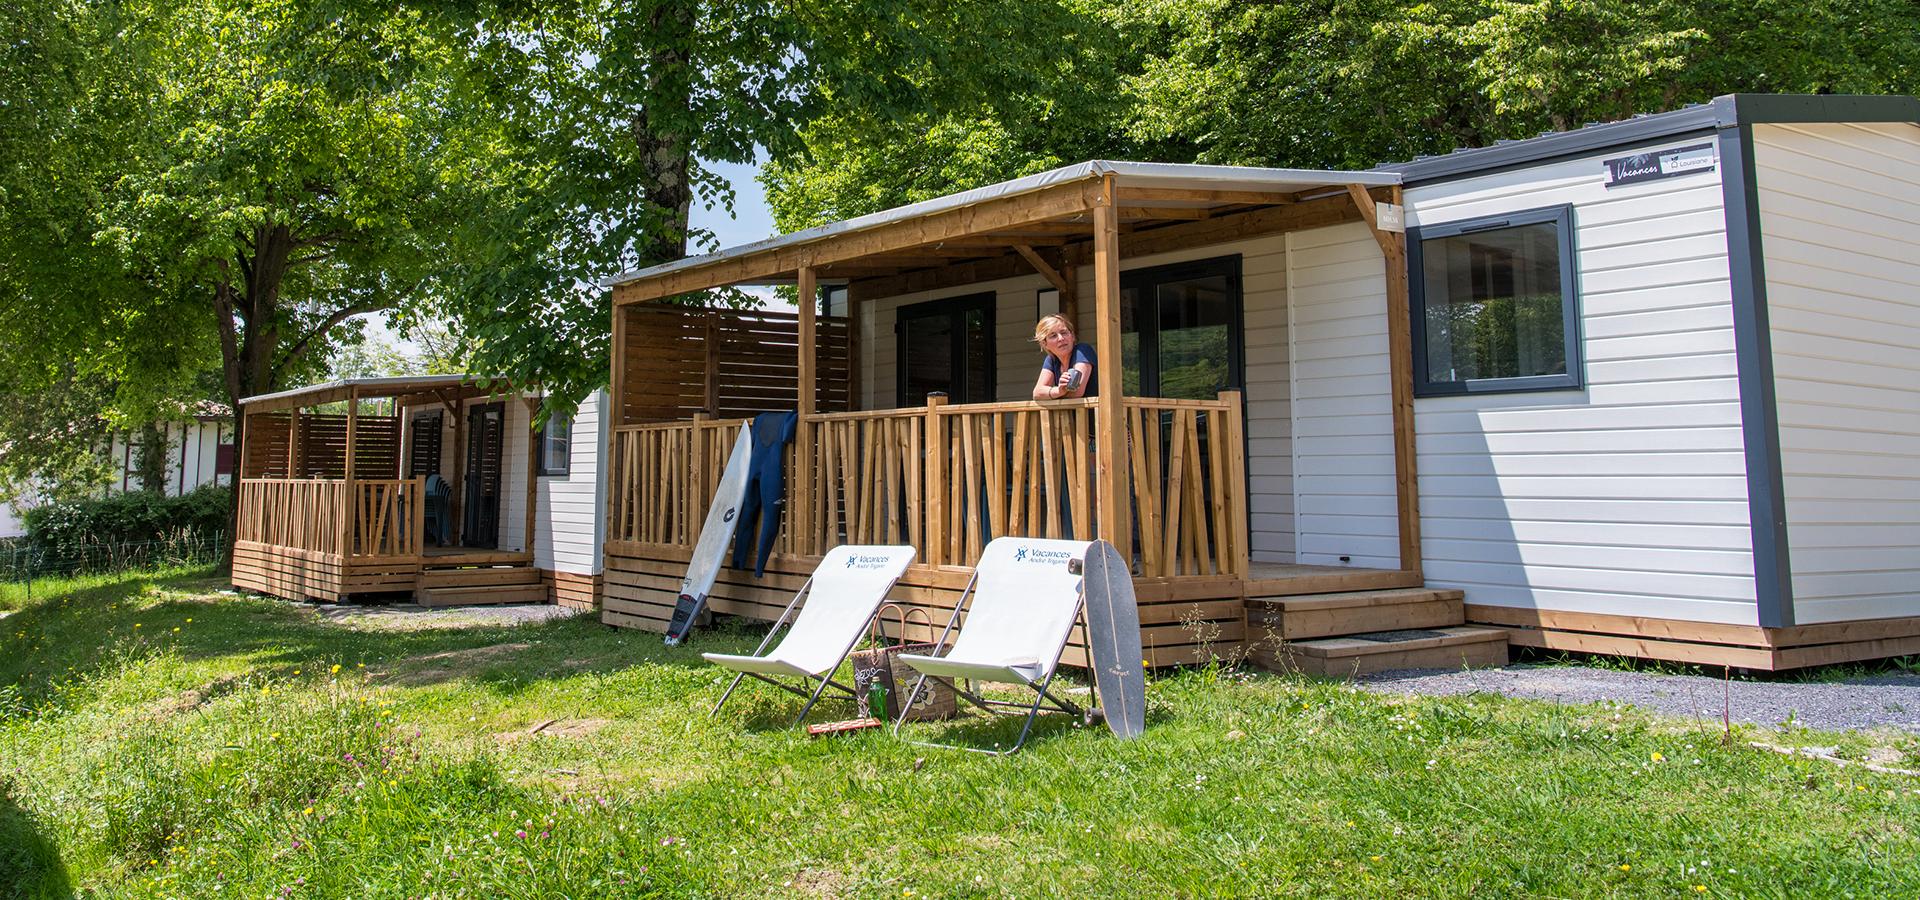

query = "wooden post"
794;265;817;556
523;394;540;558
1219;390;1251;577
1092;176;1127;558
342;389;358;558
846;293;863;411
449;398;466;547
923;395;949;566
1349;183;1422;577
606;303;627;568
287;408;301;476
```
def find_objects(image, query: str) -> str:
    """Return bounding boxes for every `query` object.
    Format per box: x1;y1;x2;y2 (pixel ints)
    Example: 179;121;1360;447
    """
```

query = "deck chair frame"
892;562;1088;756
704;545;915;726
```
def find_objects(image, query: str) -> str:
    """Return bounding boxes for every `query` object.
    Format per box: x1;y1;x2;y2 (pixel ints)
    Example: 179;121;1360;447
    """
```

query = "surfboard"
1080;539;1145;738
664;423;755;646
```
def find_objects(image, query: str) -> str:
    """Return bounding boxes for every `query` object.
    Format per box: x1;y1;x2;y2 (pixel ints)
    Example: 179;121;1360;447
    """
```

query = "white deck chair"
702;545;916;725
893;537;1092;755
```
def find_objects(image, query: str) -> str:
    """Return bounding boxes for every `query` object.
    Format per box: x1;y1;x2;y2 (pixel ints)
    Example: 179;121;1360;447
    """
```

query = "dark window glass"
896;292;995;405
1121;256;1242;400
538;413;571;476
1411;206;1581;396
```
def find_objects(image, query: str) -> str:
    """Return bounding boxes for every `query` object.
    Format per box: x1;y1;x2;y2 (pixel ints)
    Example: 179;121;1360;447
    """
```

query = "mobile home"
600;94;1918;670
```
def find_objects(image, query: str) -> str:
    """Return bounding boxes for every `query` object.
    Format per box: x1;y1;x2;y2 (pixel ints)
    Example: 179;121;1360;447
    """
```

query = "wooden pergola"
609;162;1418;572
232;374;538;602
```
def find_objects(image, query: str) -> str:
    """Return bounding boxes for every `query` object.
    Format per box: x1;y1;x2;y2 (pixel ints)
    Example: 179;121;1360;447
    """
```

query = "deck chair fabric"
702;545;916;721
895;537;1091;753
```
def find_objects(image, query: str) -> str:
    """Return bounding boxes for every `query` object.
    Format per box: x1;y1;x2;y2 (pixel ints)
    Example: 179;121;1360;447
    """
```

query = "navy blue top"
1041;343;1098;398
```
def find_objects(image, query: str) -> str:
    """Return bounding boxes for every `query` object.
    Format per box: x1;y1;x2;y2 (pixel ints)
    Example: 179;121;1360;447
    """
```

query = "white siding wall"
104;420;233;496
535;390;606;575
861;273;1056;410
1405;138;1760;626
1286;223;1398;568
1753;122;1920;625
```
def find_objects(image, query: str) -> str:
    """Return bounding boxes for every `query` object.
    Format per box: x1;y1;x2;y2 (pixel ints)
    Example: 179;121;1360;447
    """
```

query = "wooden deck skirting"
543;569;603;611
1471;605;1920;671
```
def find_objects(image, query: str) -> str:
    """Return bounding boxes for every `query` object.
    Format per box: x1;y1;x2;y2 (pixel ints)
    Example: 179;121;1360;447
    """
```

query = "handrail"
605;392;1248;578
235;477;424;560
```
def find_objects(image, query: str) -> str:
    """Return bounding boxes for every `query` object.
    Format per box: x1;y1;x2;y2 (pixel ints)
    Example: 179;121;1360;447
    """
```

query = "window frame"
536;411;572;477
1121;254;1245;398
1408;204;1584;397
894;291;996;406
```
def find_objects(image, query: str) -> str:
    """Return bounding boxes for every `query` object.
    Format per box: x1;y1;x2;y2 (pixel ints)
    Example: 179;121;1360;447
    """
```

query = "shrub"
22;483;230;556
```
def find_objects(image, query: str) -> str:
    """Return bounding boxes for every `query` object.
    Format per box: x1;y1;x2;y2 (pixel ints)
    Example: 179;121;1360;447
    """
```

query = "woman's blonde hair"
1033;313;1076;344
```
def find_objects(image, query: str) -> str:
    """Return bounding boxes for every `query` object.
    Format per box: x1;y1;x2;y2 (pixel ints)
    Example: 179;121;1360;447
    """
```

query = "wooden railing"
606;392;1248;578
1121;396;1248;578
236;477;425;561
348;479;424;560
237;479;347;556
607;418;745;546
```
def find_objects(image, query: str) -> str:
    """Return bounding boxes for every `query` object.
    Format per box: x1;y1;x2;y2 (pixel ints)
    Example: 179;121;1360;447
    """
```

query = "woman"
1031;313;1096;400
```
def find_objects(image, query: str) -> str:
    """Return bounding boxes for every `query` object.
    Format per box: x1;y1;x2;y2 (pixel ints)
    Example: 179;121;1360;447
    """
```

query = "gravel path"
312;602;587;631
1356;663;1920;734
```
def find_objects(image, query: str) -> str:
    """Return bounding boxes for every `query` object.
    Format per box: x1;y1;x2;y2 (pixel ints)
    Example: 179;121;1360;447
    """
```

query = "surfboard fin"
665;593;703;646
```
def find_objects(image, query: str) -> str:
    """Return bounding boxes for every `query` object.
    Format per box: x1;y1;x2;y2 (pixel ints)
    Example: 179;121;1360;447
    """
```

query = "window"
1120;256;1243;399
896;292;995;405
1409;205;1582;396
538;412;571;476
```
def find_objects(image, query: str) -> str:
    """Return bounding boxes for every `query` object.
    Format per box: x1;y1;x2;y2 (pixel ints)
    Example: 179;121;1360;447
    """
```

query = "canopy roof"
606;160;1399;303
239;375;515;415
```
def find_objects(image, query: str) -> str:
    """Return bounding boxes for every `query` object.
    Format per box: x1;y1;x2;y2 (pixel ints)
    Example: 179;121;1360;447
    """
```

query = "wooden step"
1246;588;1465;641
1252;625;1508;677
417;565;540;590
416;583;549;607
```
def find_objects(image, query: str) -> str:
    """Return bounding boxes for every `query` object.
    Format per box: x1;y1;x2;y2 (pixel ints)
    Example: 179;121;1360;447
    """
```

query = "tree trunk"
631;1;696;267
133;422;168;495
214;223;296;565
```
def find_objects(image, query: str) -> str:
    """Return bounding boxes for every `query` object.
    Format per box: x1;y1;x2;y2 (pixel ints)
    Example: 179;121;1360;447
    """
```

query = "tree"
760;0;1132;230
0;0;496;507
764;0;1920;225
438;0;1118;411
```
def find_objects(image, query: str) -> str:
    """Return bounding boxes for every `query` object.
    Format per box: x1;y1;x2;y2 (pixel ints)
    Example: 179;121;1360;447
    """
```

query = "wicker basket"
853;604;957;722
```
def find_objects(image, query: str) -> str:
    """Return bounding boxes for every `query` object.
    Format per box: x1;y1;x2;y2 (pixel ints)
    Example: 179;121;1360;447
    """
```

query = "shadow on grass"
0;568;740;712
0;779;70;900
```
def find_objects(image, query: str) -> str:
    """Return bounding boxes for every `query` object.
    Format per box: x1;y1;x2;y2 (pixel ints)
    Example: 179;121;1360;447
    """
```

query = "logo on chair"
845;554;894;570
1015;545;1073;565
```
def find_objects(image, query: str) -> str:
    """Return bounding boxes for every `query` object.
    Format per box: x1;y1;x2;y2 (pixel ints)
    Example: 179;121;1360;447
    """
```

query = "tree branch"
272;302;380;379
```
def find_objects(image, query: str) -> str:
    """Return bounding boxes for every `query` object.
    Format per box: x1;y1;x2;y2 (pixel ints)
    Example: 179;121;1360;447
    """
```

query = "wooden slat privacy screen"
239;413;401;479
619;304;852;425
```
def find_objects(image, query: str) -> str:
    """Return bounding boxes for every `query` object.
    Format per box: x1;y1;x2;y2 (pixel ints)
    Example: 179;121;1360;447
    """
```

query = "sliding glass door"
1120;256;1243;399
896;292;996;406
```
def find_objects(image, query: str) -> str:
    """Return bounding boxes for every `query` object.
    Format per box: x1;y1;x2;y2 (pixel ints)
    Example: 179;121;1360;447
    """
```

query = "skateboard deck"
1080;539;1145;738
665;423;754;646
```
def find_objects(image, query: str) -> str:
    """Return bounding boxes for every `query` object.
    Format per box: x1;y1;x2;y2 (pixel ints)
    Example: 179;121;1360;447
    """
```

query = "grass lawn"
3;568;1917;898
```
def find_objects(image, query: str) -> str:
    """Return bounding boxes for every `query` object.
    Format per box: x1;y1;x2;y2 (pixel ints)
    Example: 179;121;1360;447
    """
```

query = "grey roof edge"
1384;93;1920;185
238;374;511;407
600;160;1399;290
